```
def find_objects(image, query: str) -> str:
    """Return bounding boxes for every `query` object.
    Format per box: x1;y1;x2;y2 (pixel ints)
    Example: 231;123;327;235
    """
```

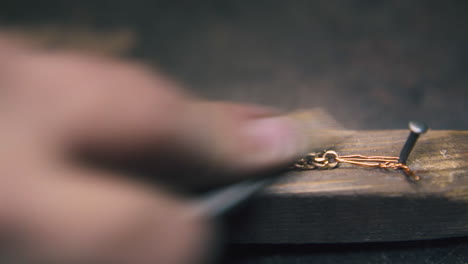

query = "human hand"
0;37;307;264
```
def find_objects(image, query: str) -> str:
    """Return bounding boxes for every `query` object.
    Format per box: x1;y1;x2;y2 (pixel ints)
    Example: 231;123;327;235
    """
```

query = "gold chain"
292;150;419;180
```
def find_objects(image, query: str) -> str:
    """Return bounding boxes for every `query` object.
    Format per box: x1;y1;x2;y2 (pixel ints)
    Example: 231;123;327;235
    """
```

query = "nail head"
408;121;428;134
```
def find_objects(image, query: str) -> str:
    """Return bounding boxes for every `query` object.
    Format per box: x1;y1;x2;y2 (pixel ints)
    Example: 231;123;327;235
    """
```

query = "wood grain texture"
229;130;468;243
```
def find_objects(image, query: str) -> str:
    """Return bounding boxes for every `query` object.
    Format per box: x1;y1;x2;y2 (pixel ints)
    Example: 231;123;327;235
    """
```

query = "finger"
6;163;213;264
0;46;319;182
1;46;306;172
72;99;306;183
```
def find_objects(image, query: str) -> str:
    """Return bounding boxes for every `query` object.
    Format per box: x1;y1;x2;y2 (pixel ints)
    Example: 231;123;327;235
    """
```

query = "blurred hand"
0;36;305;264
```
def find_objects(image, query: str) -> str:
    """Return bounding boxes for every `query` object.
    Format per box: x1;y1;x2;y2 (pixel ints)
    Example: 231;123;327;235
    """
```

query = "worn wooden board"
229;130;468;243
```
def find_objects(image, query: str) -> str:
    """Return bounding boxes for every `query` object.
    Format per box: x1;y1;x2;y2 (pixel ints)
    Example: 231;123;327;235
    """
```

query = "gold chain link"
292;150;419;180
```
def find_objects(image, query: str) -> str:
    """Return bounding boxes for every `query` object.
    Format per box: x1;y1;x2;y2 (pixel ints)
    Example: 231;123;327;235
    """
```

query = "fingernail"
242;116;306;166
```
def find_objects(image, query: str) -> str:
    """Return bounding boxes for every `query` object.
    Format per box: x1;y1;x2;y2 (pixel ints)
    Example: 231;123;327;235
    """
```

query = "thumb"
5;163;214;264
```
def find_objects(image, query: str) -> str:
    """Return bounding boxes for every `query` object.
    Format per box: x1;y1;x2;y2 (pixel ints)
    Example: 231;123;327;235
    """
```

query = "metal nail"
398;121;428;164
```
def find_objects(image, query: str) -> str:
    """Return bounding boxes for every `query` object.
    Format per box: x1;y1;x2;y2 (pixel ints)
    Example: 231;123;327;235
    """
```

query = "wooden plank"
228;130;468;243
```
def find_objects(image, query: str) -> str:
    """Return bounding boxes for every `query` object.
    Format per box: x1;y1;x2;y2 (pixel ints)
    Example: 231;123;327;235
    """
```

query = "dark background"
1;0;467;263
